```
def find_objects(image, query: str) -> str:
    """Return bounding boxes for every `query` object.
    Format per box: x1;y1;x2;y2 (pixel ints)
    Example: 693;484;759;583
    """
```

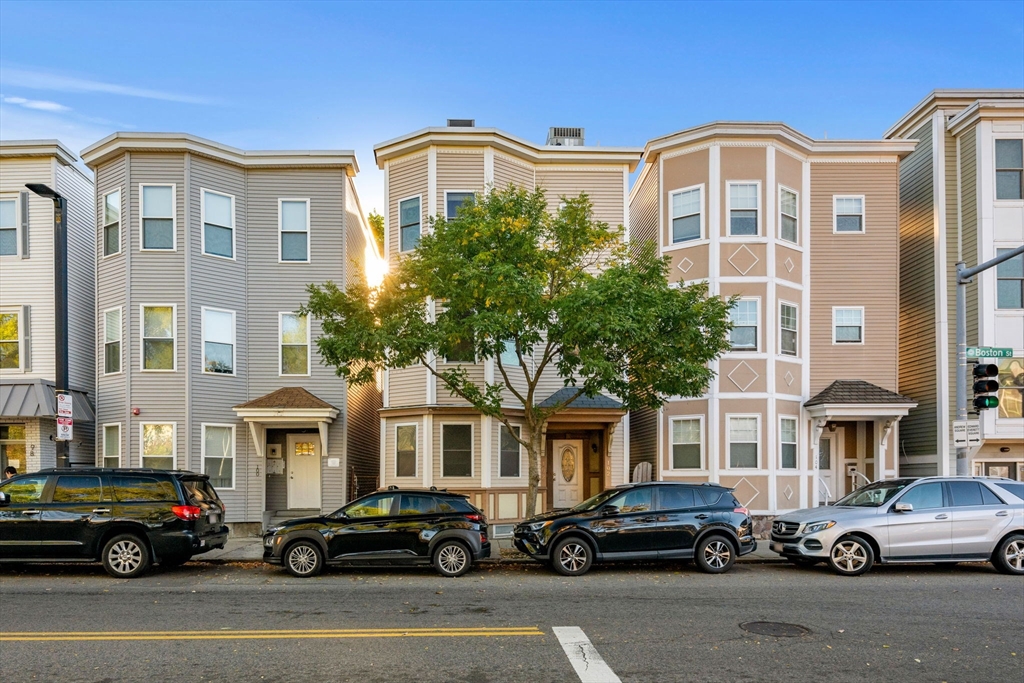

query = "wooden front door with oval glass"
286;434;321;510
553;440;584;509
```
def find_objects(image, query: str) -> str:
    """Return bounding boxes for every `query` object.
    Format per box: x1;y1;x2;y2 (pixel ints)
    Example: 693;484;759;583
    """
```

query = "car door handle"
638;517;657;523
996;511;1009;517
92;508;111;514
22;509;41;516
695;514;710;520
934;514;948;520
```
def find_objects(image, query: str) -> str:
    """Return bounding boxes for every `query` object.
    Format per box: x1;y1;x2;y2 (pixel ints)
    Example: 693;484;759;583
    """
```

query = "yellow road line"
0;626;544;642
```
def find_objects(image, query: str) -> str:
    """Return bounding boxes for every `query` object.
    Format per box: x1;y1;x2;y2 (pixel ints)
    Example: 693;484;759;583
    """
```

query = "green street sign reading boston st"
966;347;1013;359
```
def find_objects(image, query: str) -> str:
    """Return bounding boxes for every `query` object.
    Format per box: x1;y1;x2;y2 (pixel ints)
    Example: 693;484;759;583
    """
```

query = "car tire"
695;535;736;574
161;553;191;568
433;540;472;578
828;536;874;576
551;536;593;576
102;533;151;579
284;540;324;578
993;534;1024;575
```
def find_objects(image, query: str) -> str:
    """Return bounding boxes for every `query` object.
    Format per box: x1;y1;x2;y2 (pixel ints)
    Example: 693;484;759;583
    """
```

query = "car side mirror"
0;492;8;507
894;502;913;513
601;505;619;517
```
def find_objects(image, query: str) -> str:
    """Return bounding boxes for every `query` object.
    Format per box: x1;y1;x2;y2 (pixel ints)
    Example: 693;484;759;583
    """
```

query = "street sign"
56;392;73;418
966;347;1013;359
56;417;73;441
966;420;981;447
952;420;981;448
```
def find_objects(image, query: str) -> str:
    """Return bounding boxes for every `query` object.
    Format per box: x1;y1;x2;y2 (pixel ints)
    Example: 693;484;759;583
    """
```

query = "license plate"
208;514;220;524
771;542;784;553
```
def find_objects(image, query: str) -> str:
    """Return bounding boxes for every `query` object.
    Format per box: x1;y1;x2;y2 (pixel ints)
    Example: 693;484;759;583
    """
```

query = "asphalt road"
1;560;1021;683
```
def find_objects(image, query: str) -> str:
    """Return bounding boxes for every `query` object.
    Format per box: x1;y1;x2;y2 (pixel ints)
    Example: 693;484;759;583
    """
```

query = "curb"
190;554;790;566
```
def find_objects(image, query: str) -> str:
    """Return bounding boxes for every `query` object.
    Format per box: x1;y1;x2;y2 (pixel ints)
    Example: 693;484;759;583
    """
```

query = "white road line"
552;626;622;683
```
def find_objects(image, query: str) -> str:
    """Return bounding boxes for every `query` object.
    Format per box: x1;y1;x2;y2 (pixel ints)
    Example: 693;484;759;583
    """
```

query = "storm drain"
739;621;810;637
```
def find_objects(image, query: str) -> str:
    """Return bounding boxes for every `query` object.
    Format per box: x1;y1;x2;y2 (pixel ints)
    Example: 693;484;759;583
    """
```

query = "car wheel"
993;534;1024;575
284;540;324;578
433;540;472;578
551;537;593;576
695;535;735;574
828;536;874;576
102;534;151;579
161;553;191;568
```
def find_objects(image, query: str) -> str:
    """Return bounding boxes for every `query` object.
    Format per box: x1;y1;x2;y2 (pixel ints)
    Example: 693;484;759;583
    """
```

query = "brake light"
734;507;749;516
465;513;482;522
480;533;488;544
172;505;202;521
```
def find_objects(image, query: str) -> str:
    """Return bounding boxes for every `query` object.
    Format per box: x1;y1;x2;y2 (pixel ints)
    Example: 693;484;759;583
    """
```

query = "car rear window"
111;476;178;503
52;476;102;503
399;494;440;515
948;481;986;507
658;486;697;510
182;478;219;503
698;488;726;507
438;497;477;514
993;482;1024;501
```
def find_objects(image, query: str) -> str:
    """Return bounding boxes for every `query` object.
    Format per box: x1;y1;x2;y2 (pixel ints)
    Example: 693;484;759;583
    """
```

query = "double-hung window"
728;183;759;236
996;247;1023;309
670;187;702;243
104;308;122;374
728;416;759;469
780;303;798;356
280;313;309;375
203;424;235;489
142;305;175;370
141;423;175;470
445;192;475;220
280;199;310;262
833;196;865;233
441;424;472;477
995;139;1023;200
0;309;20;369
103;424;121;468
103;190;121;256
499;425;521;478
141;185;174;250
670;417;703;470
729;299;758;351
833;307;864;344
779;187;798;243
499;339;520;367
0;198;17;256
202;308;235;374
399;197;421;252
202;190;234;259
396;424;417;477
780;417;798;469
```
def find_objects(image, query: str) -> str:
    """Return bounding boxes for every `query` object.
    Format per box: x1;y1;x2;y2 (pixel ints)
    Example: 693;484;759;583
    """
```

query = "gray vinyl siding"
628;407;657;475
960;125;979;347
55;162;96;395
897;119;939;458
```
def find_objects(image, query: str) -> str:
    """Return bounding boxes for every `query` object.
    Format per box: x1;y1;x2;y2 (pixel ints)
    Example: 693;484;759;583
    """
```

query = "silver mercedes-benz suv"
770;477;1024;576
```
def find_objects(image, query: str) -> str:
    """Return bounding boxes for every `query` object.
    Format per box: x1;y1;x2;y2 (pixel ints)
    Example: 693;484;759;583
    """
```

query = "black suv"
514;482;756;575
0;468;228;578
263;487;490;578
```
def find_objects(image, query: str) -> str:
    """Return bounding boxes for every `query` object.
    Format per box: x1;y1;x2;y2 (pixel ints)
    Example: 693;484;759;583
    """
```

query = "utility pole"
955;244;1024;475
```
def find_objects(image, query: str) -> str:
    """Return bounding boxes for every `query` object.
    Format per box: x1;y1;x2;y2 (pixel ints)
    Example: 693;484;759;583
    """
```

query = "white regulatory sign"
56;417;74;441
56;392;73;418
952;420;981;448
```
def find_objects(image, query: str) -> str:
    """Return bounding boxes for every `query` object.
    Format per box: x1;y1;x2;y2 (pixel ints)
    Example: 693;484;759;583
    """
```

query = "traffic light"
972;363;1000;411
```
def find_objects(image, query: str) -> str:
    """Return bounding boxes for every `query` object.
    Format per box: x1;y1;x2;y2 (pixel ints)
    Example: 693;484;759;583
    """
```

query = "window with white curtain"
203;190;234;258
280;199;310;262
779;188;798;243
833;307;864;343
671;187;702;243
833;196;864;233
103;190;121;256
728;416;759;469
141;185;174;249
202;308;235;374
780;417;797;469
671;417;703;469
203;424;234;489
729;299;758;351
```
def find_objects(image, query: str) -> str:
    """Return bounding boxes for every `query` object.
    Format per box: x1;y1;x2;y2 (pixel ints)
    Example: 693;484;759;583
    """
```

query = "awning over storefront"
0;379;95;422
233;387;339;457
804;380;917;455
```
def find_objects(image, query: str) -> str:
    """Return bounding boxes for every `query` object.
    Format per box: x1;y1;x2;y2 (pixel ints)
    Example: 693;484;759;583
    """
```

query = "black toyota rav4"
0;468;228;578
263;487;490;578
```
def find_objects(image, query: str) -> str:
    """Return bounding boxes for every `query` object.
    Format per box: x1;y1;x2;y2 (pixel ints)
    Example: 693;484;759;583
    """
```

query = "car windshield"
572;488;625;512
834;480;914;507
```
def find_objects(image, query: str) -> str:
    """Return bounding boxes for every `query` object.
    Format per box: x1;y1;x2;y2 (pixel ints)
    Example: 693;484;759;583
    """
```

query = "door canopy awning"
233;387;339;457
0;379;96;422
804;380;917;419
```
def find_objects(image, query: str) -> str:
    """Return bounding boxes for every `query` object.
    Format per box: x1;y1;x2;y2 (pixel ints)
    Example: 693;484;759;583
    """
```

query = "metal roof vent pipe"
447;119;475;127
546;127;585;146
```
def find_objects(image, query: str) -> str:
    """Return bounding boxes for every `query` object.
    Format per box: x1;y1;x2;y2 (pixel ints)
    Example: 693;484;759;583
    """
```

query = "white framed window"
141;305;176;371
498;339;520;367
779;186;798;244
727;415;760;469
995;139;1023;201
779;302;798;357
103;189;121;257
0;308;23;370
202;189;235;259
499;425;522;478
727;182;759;236
729;299;759;351
779;416;798;469
140;184;175;250
202;307;235;375
399;196;421;252
670;416;704;470
833;196;865;233
395;423;418;477
445;191;475;220
670;185;703;244
202;423;235;489
102;423;121;468
0;196;19;257
279;312;310;376
833;307;864;344
140;422;175;470
441;423;473;478
996;247;1023;309
103;307;122;375
279;198;310;262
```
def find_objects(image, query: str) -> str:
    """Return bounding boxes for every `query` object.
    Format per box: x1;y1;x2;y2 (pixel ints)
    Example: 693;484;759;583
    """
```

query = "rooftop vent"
447;119;475;127
546;127;585;146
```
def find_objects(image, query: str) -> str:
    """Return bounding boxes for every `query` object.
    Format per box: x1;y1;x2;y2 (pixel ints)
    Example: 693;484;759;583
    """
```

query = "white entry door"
287;434;321;510
818;431;845;504
553;440;584;509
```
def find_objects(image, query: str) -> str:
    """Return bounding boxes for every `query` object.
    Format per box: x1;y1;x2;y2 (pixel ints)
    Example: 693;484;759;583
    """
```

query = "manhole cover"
739;621;809;637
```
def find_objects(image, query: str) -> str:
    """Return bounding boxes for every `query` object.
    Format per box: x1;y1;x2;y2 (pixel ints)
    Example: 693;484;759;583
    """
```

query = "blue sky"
1;0;1022;215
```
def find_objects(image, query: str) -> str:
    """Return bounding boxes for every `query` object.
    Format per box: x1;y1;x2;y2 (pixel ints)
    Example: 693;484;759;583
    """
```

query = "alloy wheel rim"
108;540;142;574
832;541;867;572
560;543;587;572
289;546;317;574
1006;540;1024;571
438;545;467;574
704;541;731;569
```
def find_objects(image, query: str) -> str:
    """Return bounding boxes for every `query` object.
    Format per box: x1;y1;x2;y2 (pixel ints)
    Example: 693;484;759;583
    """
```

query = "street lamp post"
25;183;70;469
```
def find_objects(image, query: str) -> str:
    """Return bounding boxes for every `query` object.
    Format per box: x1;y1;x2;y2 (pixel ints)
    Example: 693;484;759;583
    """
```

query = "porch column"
811;418;827;506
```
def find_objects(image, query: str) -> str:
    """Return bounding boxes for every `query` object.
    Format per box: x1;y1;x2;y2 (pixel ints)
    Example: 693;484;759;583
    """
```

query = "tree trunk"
524;421;544;519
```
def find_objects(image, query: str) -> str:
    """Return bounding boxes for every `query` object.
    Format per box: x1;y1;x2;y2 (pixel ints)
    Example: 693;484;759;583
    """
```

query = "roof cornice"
0;139;78;166
884;89;1024;139
373;127;641;171
81;132;359;175
947;99;1024;137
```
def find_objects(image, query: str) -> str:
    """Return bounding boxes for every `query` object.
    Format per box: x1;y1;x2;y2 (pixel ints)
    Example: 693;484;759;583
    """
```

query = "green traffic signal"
973;395;999;410
971;363;1000;411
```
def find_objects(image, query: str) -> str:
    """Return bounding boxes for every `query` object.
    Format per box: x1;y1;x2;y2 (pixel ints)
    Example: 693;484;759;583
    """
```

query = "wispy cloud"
2;95;71;112
0;66;214;105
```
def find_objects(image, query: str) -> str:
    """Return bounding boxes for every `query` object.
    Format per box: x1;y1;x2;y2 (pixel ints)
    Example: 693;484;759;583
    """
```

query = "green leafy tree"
367;210;385;254
304;185;733;517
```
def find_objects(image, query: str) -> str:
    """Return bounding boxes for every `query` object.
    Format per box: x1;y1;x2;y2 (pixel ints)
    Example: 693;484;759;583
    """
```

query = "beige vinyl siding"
662;148;710;245
628;406;657;476
387;153;428;263
960;125;979;347
719;147;767;238
536;166;625;228
493;153;534;192
629;163;659;250
809;161;900;393
437;150;485;216
389;365;427;405
897;119;938;457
